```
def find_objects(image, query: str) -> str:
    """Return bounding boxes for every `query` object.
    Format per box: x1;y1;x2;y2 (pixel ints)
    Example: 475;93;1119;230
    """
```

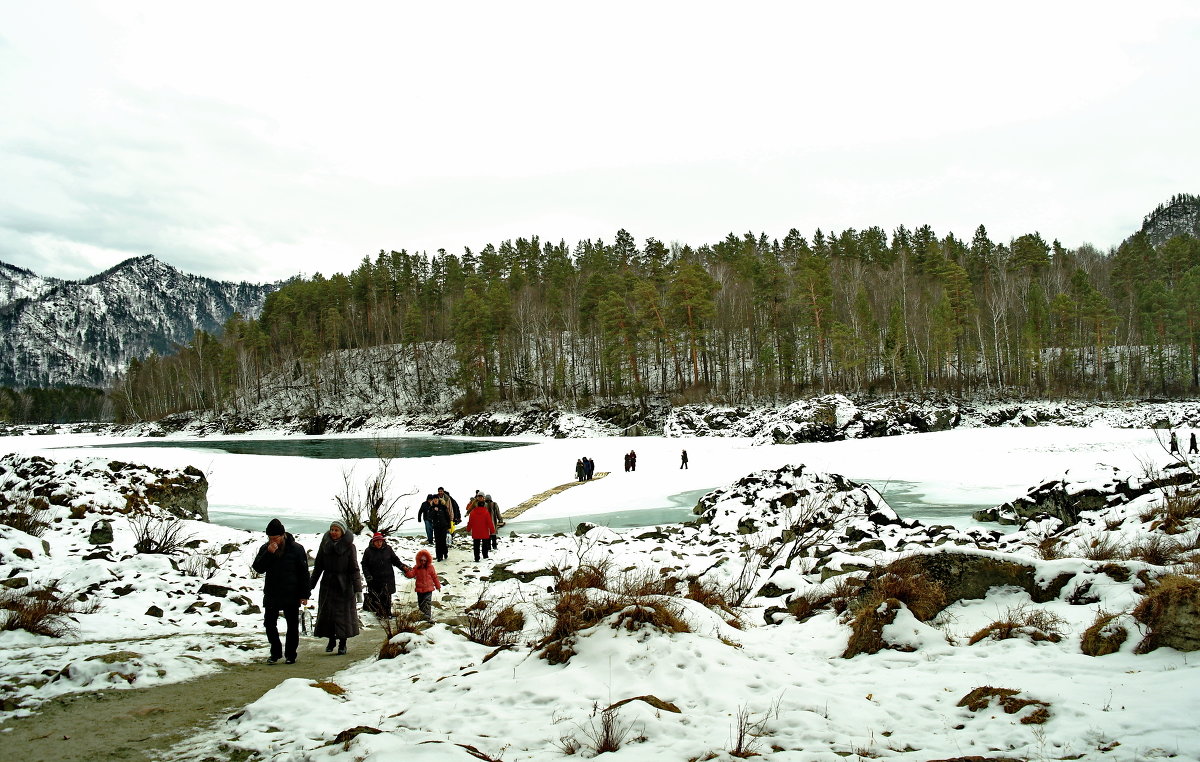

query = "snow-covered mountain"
0;261;61;309
0;255;277;389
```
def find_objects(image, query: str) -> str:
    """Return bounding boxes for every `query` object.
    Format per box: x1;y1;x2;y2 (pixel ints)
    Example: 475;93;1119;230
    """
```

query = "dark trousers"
417;591;433;620
473;537;490;561
265;602;300;660
434;530;449;561
423;518;434;543
489;533;498;551
365;585;392;617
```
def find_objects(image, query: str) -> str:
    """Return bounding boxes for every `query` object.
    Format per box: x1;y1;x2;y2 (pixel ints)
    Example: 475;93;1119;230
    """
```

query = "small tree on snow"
333;457;412;535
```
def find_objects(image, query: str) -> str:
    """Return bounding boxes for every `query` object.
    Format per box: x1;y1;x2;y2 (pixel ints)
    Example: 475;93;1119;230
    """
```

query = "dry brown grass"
377;609;426;659
864;557;946;622
684;578;736;616
1035;535;1064;560
614;568;679;598
957;686;1051;724
968;603;1066;646
1079;609;1128;656
1122;534;1184;566
554;561;613;594
611;601;690;634
0;584;97;637
465;602;526;648
0;495;52;537
840;558;946;658
537;591;624;665
1142;489;1200;534
785;590;832;622
1132;573;1200;653
1083;535;1123;561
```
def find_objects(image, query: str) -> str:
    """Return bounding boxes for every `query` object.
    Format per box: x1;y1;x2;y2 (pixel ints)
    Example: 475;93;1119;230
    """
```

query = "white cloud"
1;1;1198;281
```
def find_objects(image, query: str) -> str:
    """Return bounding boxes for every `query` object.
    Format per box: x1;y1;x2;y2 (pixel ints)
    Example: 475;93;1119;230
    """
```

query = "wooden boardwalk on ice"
502;472;610;522
451;473;609;533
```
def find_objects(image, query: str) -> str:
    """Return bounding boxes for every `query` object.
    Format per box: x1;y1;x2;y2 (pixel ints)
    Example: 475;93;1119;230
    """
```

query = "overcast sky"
2;2;1198;284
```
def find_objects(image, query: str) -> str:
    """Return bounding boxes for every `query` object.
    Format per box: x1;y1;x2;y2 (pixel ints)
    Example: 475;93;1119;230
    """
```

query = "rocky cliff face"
0;255;276;388
1139;193;1200;246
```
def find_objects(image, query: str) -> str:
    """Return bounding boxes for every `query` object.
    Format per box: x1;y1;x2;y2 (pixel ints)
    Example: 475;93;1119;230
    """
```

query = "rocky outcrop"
976;461;1198;527
0;454;209;523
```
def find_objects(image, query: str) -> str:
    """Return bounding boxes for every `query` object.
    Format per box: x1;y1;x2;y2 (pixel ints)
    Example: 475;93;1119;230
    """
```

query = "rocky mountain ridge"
0;255;277;389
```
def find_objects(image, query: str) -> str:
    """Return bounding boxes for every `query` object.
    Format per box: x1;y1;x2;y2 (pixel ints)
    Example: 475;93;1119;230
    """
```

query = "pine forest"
114;197;1200;422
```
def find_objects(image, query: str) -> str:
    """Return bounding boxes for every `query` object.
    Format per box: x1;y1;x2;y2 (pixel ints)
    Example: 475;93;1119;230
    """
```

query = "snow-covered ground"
1;411;1199;760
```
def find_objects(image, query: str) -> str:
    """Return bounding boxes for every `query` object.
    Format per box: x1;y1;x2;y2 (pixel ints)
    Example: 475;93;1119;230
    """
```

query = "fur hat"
266;518;285;536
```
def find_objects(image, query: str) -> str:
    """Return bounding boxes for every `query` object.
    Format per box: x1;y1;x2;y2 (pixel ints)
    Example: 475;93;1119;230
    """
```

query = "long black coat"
310;531;363;639
251;533;310;607
429;501;452;532
361;543;408;596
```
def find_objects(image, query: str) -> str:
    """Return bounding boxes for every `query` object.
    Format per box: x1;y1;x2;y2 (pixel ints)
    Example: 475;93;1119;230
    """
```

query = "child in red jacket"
404;549;441;621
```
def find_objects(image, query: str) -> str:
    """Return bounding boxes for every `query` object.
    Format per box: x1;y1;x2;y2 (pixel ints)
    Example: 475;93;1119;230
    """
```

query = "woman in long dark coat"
361;532;409;617
310;519;363;654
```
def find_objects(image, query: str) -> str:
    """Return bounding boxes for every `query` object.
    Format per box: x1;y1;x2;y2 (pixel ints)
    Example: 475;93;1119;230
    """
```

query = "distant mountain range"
0;255;277;388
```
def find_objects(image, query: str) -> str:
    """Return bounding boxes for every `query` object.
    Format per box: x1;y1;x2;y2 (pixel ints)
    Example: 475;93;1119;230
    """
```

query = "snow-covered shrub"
0;584;97;637
967;602;1066;645
1080;609;1130;656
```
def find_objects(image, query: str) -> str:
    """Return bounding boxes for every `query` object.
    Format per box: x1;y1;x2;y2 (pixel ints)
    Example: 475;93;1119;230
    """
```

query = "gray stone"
145;606;164;617
89;519;114;545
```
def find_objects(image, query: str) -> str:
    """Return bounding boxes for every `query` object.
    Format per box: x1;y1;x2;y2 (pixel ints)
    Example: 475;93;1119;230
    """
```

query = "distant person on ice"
310;519;363;655
575;458;585;481
629;450;636;471
1169;431;1180;454
404;549;441;621
1191;431;1199;454
252;518;309;664
680;449;689;469
361;532;409;618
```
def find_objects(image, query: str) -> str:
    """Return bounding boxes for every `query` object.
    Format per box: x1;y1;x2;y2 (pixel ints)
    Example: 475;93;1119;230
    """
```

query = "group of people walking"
1168;430;1199;455
254;485;508;663
575;456;596;481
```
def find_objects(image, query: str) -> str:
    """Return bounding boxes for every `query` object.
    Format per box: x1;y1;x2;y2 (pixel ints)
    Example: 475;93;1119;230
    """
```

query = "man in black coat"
252;518;310;664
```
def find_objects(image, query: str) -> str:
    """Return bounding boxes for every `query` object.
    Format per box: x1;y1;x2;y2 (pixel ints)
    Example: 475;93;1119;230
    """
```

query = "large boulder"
1133;575;1200;653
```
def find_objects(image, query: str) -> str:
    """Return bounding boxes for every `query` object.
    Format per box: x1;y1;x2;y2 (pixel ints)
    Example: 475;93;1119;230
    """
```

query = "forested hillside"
114;197;1200;421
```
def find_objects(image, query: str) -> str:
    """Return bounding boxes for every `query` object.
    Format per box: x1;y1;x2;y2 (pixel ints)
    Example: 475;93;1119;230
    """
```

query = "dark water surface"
87;436;531;459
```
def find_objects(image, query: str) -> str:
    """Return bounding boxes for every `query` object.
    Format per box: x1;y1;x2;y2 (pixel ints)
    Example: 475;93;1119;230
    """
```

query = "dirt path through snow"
0;625;379;762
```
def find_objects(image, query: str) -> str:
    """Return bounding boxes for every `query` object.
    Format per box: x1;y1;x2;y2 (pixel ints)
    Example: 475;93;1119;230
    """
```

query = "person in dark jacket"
429;496;453;562
575;458;585;481
310;519;363;655
1191;431;1198;454
486;493;503;552
680;449;689;469
361;532;409;617
252;518;310;664
416;494;437;545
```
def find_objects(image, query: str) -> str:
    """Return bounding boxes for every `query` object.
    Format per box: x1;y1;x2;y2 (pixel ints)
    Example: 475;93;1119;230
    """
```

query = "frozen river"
12;425;1173;537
